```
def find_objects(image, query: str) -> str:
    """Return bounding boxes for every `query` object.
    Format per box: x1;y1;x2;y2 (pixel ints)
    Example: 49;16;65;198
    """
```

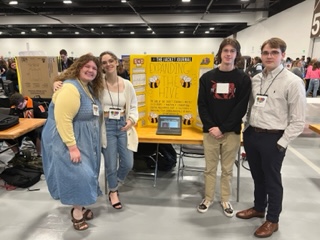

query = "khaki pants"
203;132;240;202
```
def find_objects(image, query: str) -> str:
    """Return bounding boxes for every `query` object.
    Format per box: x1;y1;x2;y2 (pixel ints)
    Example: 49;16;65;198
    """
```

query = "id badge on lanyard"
254;94;268;108
92;104;99;116
109;107;121;120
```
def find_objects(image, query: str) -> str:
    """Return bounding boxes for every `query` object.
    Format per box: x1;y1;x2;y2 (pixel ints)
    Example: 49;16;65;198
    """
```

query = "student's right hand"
68;145;81;163
53;81;63;92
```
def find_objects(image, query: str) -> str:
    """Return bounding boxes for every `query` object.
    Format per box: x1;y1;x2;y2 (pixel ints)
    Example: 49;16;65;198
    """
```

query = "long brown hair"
54;54;104;99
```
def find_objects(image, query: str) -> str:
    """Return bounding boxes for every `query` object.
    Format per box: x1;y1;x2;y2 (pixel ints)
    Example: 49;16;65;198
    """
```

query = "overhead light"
152;31;155;34
182;0;190;2
180;31;184;34
147;27;152;31
91;28;94;31
205;31;210;34
63;1;72;4
21;31;25;34
9;1;18;5
121;0;127;3
31;28;36;31
209;27;215;30
0;32;2;35
48;32;52;35
130;31;135;34
75;32;79;34
241;0;249;2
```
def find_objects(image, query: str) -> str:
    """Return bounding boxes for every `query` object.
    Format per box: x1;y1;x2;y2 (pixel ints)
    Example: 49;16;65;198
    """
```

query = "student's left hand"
121;119;133;131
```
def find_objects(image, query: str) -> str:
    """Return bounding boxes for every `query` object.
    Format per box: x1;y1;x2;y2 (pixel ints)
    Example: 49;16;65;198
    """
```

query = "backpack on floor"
0;165;42;188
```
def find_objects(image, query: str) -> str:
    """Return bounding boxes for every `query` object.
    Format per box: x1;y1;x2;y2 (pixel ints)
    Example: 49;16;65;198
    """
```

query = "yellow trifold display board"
130;54;214;129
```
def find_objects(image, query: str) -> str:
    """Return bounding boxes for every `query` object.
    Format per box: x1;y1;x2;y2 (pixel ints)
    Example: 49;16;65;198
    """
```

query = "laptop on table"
156;115;182;136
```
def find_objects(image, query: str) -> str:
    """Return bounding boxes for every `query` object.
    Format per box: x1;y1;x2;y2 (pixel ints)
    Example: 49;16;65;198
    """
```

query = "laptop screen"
156;115;182;135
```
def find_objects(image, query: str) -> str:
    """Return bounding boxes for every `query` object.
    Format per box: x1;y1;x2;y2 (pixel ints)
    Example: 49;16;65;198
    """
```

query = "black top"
197;68;251;134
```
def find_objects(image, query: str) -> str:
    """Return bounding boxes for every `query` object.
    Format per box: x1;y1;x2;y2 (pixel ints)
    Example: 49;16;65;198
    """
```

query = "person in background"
5;59;19;92
41;54;104;231
100;51;138;210
5;93;47;157
246;56;263;78
197;38;251;217
59;49;74;72
304;58;318;91
117;59;130;80
305;60;320;97
0;58;7;80
290;60;304;79
236;37;306;238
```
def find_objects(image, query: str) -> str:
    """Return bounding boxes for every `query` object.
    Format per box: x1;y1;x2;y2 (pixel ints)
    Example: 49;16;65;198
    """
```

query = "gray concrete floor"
0;98;319;240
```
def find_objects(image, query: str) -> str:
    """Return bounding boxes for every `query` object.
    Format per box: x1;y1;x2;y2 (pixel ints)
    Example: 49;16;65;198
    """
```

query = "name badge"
92;104;99;116
216;83;229;94
254;94;268;108
109;107;121;120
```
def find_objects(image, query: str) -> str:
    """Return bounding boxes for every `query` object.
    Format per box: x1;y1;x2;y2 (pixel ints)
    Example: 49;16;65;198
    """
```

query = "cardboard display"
16;56;59;99
130;54;214;129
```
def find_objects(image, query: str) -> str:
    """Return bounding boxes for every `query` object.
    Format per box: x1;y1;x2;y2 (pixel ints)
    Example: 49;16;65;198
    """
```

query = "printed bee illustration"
149;112;158;123
183;113;194;125
180;75;191;88
149;76;160;88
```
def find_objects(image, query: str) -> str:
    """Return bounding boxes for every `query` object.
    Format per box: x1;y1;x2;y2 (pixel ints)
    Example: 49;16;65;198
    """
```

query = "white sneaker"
221;201;234;217
197;199;213;213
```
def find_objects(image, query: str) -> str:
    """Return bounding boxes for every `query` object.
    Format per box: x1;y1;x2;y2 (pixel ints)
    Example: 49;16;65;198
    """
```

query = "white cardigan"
101;77;139;152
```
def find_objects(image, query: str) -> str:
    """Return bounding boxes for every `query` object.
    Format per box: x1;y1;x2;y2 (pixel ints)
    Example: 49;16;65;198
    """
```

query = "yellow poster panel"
130;54;213;128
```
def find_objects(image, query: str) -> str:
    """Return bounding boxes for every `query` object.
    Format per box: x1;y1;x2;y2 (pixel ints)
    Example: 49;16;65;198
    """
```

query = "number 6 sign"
311;0;320;38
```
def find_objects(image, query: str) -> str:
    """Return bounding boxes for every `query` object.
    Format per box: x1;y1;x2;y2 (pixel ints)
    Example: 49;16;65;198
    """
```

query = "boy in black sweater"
197;38;251;217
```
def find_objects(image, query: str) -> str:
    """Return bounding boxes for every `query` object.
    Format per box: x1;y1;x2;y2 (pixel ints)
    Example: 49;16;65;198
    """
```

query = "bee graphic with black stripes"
149;76;160;88
149;112;158;123
180;75;191;88
183;113;194;125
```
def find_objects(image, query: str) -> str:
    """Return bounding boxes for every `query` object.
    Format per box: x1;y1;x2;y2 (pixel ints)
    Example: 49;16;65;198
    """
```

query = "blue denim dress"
42;80;102;206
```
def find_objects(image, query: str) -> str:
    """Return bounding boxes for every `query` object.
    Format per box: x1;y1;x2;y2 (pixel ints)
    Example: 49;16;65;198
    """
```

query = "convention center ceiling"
0;0;305;38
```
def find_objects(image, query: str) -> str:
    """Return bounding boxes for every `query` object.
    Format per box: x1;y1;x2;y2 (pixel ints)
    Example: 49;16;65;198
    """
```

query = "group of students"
37;37;306;238
42;51;138;231
197;37;305;238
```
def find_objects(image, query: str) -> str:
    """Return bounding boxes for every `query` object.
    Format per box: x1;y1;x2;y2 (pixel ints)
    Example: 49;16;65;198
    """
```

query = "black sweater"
197;68;251;134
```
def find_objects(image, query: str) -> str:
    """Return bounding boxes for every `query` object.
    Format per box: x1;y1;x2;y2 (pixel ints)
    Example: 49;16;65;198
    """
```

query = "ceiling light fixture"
205;31;210;34
152;31;155;34
21;31;25;34
9;1;18;5
182;0;191;2
48;32;52;35
121;0;127;3
209;27;215;30
75;32;79;34
147;27;152;31
0;32;2;35
130;32;135;34
180;31;184;34
63;1;72;4
31;28;36;31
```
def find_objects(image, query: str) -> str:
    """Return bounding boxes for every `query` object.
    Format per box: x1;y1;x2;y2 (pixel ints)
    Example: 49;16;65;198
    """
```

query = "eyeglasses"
261;50;281;57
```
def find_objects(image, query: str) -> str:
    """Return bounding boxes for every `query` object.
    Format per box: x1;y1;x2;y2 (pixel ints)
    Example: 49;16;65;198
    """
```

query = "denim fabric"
306;79;319;97
102;117;133;191
42;80;102;206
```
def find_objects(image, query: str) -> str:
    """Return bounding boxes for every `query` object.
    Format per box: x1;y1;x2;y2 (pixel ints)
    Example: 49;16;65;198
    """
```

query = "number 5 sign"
311;0;320;38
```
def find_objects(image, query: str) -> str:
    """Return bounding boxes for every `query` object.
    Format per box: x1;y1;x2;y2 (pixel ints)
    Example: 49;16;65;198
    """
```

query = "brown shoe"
254;221;279;238
236;207;265;219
